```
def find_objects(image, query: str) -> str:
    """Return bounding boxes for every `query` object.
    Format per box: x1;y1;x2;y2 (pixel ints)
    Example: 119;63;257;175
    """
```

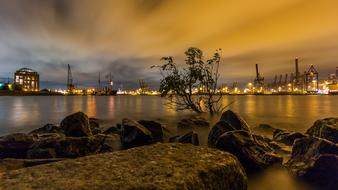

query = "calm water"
0;95;336;135
0;95;337;190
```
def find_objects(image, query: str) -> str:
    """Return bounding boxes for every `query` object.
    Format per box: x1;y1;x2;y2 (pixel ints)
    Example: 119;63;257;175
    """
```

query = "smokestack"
290;73;294;83
274;75;277;84
284;74;288;84
295;58;299;76
255;64;259;78
279;74;283;84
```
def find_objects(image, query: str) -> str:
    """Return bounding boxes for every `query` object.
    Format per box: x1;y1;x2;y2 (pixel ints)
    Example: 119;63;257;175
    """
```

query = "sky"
0;0;337;89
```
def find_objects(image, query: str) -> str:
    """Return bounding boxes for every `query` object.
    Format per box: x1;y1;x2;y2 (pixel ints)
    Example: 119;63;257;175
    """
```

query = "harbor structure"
67;64;75;93
14;68;39;91
253;64;265;92
305;64;319;92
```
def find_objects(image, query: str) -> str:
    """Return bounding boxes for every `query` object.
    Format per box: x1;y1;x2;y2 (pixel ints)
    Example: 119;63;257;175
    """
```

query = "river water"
0;95;337;190
0;95;336;135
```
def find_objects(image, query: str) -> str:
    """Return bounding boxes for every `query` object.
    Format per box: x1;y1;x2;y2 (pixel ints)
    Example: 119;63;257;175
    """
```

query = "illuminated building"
14;68;39;91
305;65;319;93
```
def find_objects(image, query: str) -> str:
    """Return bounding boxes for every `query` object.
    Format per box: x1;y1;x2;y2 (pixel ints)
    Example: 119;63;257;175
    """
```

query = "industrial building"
14;68;39;91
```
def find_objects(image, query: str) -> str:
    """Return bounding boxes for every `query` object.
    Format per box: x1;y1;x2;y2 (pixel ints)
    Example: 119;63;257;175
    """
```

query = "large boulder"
169;131;199;146
60;112;92;137
0;133;36;159
94;134;121;153
27;136;103;158
138;120;164;142
89;118;102;135
215;130;283;172
273;129;307;146
208;110;251;148
103;126;120;135
29;124;64;135
306;117;337;143
208;120;240;147
219;110;250;131
0;143;248;190
286;136;338;189
0;158;65;172
120;118;153;148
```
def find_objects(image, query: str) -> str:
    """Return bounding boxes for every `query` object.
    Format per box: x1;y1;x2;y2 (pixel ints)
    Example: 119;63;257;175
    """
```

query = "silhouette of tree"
153;47;231;114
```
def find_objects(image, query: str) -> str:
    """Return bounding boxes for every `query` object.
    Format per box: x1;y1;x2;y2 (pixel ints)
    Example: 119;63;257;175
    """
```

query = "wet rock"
306;117;338;143
169;131;199;146
286;136;338;189
32;133;65;140
120;118;153;148
94;134;121;153
103;126;120;135
89;118;102;135
252;134;274;152
0;143;248;190
253;124;276;137
177;117;209;128
0;158;65;172
138;120;164;142
219;110;250;131
29;124;64;135
0;133;36;159
26;148;57;159
60;112;92;137
273;129;307;146
208;120;240;147
215;130;283;172
268;141;292;155
28;136;102;158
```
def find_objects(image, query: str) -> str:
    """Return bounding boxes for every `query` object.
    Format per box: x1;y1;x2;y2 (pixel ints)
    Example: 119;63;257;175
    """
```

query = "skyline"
0;0;338;89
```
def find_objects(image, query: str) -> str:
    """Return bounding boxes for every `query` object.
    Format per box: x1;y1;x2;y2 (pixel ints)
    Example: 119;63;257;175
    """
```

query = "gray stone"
169;131;199;146
120;118;153;148
94;134;121;153
219;110;250;131
138;120;164;142
208;120;239;147
103;126;120;135
60;112;92;137
0;133;36;159
28;136;103;158
29;124;64;135
89;118;102;135
273;129;307;146
0;143;248;190
215;130;283;172
286;136;338;189
26;148;56;159
306;117;338;143
177;117;209;128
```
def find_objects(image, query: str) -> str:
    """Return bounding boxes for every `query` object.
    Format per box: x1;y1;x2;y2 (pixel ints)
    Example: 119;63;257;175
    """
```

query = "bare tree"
152;47;231;115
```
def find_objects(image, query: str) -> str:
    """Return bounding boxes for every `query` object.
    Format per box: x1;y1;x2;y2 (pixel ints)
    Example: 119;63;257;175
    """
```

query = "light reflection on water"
0;95;336;190
0;95;336;135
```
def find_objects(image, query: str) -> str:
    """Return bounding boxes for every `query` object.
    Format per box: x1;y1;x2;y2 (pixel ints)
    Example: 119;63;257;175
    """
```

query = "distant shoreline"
0;92;336;96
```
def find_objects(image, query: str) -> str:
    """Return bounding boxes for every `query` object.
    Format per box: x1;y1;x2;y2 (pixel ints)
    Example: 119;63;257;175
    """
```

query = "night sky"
0;0;337;89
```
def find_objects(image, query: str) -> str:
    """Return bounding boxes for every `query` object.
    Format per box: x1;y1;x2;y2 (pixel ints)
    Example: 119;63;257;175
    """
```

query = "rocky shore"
0;110;337;189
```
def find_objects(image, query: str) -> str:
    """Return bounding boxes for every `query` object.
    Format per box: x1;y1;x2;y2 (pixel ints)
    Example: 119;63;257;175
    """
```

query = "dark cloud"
0;0;337;89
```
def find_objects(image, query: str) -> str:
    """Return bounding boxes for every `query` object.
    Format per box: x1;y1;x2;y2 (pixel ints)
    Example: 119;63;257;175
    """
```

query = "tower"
305;64;319;92
254;64;264;90
67;64;75;92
